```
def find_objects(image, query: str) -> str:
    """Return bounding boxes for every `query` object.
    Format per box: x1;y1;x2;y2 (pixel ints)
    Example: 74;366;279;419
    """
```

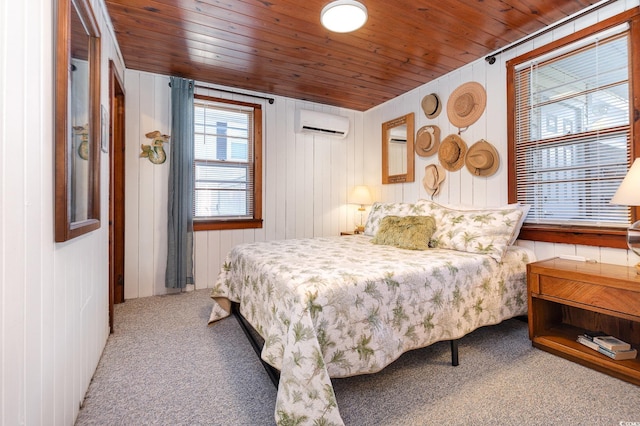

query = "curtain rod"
169;81;275;104
484;0;618;64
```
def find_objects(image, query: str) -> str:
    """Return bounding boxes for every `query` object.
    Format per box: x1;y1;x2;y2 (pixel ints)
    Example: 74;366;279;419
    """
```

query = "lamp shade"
321;0;368;33
611;158;640;206
349;185;372;206
611;158;640;274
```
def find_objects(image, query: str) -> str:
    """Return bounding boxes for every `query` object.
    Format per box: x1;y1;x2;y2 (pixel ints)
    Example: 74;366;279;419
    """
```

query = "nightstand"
340;230;364;236
527;257;640;385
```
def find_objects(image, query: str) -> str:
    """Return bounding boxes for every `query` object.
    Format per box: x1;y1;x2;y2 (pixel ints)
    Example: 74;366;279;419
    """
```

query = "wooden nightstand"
527;257;640;385
340;231;363;236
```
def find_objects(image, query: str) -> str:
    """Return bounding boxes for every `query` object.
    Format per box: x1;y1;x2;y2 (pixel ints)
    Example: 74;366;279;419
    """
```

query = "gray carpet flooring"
75;289;640;426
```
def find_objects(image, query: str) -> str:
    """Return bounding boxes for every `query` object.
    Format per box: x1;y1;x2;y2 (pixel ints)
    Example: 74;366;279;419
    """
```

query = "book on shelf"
576;332;637;360
597;346;638;361
593;335;631;351
582;330;607;341
577;335;600;351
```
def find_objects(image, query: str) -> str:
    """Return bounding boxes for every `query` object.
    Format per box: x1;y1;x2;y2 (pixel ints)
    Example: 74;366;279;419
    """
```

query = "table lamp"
611;158;640;274
349;185;372;233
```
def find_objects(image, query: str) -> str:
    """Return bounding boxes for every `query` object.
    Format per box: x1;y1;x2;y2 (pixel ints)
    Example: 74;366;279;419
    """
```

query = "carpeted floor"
75;289;640;426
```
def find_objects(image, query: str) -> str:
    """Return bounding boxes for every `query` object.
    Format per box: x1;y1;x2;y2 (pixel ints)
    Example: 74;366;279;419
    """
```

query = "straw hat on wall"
421;93;442;119
438;134;468;171
447;82;486;128
415;125;440;157
465;139;500;176
422;164;446;197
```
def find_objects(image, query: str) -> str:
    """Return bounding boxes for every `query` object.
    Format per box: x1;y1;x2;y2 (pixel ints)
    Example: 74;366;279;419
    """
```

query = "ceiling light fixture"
321;0;368;33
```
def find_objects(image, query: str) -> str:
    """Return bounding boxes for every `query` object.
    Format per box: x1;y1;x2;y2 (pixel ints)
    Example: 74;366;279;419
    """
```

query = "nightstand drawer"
538;275;640;315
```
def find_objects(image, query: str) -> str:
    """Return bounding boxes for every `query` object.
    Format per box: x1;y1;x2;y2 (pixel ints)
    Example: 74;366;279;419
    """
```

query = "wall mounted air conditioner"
389;128;407;143
295;109;350;139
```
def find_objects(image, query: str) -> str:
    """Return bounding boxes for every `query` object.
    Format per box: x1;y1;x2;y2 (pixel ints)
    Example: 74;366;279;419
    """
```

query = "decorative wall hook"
141;130;170;164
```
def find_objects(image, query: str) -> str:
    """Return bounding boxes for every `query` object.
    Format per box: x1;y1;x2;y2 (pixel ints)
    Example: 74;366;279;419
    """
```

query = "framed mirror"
55;0;101;242
382;113;415;184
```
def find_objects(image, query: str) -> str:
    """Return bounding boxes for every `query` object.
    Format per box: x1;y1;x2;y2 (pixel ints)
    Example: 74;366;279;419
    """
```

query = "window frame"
192;95;263;231
506;9;640;249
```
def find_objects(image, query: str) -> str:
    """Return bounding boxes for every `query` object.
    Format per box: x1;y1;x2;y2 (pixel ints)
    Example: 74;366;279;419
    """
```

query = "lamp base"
628;220;640;274
354;225;364;234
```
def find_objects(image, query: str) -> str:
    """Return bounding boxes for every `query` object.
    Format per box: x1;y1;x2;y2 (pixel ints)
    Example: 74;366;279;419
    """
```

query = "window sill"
519;224;628;249
194;218;263;231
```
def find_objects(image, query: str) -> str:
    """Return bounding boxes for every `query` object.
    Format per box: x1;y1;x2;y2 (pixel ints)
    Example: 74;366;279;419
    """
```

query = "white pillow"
431;207;524;261
416;200;530;245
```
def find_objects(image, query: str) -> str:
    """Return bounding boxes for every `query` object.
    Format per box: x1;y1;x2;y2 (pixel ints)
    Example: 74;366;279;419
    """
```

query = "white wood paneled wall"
124;71;172;299
124;72;366;297
1;0;125;424
363;0;640;268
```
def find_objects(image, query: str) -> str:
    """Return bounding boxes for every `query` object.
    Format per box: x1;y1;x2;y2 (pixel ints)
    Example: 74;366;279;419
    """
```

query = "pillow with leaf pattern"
430;208;523;261
417;199;530;245
364;202;417;236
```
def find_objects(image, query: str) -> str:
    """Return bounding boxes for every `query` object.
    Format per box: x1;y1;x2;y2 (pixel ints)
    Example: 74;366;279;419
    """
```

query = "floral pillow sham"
364;201;417;236
430;206;523;261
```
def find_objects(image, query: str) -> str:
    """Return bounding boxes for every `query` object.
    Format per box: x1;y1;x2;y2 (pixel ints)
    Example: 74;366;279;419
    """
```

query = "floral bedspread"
208;235;533;426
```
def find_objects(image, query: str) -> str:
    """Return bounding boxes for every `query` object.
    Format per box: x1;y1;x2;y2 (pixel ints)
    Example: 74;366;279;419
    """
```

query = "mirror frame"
382;113;415;184
55;0;101;242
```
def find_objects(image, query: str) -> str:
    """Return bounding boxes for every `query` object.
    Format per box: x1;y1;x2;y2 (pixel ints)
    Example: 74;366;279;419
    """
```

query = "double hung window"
193;96;262;230
507;11;640;247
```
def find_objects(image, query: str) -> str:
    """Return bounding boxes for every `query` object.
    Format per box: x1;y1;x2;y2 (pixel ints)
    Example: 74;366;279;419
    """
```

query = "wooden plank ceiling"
105;0;601;111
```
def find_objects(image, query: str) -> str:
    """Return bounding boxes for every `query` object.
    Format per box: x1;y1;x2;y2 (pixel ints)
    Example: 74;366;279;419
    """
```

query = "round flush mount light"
321;0;368;33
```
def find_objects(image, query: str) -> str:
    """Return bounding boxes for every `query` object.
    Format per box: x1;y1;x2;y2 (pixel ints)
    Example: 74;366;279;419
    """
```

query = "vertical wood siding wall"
124;71;366;297
1;0;125;424
363;0;640;268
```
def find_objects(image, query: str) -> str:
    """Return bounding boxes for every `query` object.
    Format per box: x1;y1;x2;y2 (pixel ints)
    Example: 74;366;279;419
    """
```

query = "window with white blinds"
193;97;258;222
513;24;631;228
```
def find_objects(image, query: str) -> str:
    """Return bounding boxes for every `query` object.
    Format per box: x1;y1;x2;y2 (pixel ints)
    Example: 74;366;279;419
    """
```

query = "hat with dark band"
421;93;442;119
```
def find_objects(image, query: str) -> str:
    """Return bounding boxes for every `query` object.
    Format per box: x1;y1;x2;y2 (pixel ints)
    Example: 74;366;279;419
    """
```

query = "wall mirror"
55;0;101;242
382;113;415;184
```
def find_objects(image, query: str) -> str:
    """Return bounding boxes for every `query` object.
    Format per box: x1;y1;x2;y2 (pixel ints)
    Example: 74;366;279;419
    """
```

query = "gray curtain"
165;76;195;289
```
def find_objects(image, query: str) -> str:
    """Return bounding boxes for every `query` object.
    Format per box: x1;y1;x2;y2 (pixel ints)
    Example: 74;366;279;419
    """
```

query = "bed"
208;199;534;425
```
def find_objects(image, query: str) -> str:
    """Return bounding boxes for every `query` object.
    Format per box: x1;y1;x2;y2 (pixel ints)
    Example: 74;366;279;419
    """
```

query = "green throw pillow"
372;215;436;250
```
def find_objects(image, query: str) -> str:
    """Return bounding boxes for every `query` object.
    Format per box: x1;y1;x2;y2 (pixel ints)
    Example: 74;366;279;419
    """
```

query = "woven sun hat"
438;134;468;171
422;164;446;197
447;82;487;128
415;125;441;157
466;139;500;177
421;93;442;119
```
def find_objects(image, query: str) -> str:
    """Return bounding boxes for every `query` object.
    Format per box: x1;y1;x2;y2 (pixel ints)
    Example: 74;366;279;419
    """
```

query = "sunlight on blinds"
514;27;631;227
